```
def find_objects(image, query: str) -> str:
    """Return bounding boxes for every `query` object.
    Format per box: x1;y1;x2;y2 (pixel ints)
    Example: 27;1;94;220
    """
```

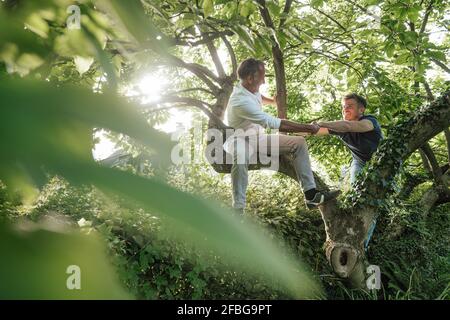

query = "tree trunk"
256;0;288;119
272;46;288;119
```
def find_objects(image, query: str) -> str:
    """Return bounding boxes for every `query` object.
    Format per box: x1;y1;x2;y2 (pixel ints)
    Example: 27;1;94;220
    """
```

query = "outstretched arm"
318;120;374;133
315;127;331;136
279;119;320;134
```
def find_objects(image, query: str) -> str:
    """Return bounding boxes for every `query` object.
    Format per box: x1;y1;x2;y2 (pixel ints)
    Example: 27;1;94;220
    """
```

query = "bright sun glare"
93;72;193;160
137;74;165;104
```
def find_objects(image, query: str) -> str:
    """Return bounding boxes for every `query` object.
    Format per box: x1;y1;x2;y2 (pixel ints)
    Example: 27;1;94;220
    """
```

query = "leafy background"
0;0;449;299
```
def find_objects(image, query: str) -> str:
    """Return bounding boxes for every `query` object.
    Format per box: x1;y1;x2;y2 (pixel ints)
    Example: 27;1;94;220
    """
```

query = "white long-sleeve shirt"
225;83;281;134
223;83;281;154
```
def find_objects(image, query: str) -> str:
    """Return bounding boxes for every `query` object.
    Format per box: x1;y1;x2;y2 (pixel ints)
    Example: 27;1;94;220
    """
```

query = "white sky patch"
216;45;230;75
155;108;194;133
426;68;450;81
259;83;271;97
95;71;195;159
92;130;117;161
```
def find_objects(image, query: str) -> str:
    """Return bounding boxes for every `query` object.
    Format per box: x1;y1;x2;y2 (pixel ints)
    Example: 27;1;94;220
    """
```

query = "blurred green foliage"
0;0;323;299
0;0;448;300
0;218;131;299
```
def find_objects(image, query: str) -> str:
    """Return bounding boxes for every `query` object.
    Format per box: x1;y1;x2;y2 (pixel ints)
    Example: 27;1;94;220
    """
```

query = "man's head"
237;58;265;93
342;93;367;121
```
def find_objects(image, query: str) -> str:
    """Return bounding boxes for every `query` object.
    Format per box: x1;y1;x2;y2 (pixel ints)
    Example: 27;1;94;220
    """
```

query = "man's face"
342;98;364;121
246;65;265;93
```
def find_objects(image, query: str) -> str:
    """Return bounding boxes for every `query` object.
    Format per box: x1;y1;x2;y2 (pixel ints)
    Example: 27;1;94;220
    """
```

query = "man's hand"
262;94;276;106
310;123;320;134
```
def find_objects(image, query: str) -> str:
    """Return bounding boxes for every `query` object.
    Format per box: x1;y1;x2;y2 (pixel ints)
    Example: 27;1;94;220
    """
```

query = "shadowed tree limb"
431;58;450;74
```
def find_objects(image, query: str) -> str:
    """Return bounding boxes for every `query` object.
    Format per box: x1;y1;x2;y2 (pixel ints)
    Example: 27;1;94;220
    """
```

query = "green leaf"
394;52;410;65
103;0;169;51
0;79;322;299
385;42;396;58
24;13;49;38
406;4;421;22
311;0;324;8
0;222;131;299
267;1;281;17
427;50;447;62
203;0;214;18
232;25;255;53
239;1;256;18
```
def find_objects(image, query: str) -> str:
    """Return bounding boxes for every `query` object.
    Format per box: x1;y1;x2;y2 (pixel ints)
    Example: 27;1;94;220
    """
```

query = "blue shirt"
329;115;383;163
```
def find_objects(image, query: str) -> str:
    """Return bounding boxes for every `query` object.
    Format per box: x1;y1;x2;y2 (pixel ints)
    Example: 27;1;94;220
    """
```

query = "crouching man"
224;58;339;214
315;93;383;249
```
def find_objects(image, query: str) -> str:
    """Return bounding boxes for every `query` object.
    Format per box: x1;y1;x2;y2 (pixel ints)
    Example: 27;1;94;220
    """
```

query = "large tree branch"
419;148;433;175
199;28;227;79
445;128;450;164
257;0;288;119
221;34;237;77
165;54;221;93
202;21;237;78
422;80;435;101
352;90;450;210
206;41;226;79
419;0;434;35
148;95;230;129
279;0;293;30
431;58;450;74
257;0;276;29
420;142;443;184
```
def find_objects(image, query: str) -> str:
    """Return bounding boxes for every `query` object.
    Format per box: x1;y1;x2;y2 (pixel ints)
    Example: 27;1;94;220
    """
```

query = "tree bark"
257;0;288;119
444;128;450;165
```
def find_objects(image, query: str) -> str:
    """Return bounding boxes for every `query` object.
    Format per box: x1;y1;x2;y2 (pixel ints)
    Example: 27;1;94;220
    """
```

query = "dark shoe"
305;190;340;209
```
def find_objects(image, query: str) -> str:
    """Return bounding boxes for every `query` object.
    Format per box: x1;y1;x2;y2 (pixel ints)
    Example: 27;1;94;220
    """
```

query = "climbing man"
224;58;339;214
314;93;383;249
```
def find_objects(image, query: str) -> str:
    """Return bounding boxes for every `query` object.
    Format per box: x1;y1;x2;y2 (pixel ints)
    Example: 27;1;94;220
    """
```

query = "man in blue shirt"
315;93;383;184
315;93;383;249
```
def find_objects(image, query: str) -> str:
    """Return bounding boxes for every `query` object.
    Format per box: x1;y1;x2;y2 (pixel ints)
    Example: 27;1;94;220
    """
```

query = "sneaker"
305;190;340;209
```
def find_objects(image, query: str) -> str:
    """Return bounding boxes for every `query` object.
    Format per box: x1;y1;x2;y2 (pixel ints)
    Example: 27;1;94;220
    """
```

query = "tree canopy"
0;0;449;300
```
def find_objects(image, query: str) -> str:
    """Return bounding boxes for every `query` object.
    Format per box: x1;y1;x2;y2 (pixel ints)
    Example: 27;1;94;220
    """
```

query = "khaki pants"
230;134;316;209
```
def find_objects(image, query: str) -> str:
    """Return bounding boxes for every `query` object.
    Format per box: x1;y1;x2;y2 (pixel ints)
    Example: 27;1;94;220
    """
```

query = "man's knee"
292;136;308;152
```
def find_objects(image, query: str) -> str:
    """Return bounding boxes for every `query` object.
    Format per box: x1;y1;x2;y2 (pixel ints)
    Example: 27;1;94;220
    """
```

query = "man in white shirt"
225;58;339;213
